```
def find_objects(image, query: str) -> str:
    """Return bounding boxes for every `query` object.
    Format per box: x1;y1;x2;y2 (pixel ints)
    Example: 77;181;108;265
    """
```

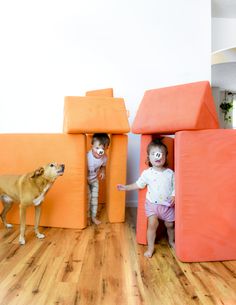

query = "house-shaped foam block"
132;81;219;134
0;134;87;229
63;96;130;134
175;130;236;262
63;92;130;225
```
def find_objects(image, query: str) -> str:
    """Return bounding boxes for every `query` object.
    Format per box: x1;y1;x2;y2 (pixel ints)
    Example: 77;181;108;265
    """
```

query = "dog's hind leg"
19;205;27;245
0;196;14;228
34;205;45;239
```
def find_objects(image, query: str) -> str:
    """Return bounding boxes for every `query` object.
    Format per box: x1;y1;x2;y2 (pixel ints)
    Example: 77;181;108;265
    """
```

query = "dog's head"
31;163;65;182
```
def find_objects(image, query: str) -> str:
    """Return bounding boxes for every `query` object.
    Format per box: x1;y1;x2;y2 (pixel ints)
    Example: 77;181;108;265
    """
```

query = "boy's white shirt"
136;167;175;206
87;150;107;182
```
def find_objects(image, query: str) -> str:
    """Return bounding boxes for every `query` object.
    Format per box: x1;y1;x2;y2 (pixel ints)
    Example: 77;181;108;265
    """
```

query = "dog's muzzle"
57;164;65;175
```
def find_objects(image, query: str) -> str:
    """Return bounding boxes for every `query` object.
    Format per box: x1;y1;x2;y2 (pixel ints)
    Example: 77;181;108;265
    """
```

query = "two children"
117;138;175;258
87;134;175;259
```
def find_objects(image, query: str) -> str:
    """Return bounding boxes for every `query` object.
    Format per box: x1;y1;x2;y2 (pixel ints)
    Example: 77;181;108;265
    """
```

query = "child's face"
149;146;166;168
92;140;108;159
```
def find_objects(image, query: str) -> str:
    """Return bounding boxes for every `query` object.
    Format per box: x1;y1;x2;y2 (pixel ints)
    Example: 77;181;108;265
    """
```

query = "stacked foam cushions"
63;90;130;224
131;81;236;262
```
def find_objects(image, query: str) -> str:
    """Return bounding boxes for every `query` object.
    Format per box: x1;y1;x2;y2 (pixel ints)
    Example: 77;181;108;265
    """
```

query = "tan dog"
0;162;65;245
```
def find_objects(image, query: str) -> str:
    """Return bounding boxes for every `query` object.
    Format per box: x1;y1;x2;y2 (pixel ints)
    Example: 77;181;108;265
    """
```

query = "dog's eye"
50;163;54;167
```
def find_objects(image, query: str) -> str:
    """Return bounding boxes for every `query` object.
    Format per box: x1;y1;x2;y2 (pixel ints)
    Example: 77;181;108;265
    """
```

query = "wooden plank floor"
0;206;236;305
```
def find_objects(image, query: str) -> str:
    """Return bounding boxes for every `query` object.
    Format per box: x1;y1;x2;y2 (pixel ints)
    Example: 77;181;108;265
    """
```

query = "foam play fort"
132;80;236;262
0;88;129;229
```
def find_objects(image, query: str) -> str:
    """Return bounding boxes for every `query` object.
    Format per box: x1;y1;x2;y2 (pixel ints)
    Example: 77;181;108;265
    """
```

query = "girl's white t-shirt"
87;150;107;182
136;167;175;206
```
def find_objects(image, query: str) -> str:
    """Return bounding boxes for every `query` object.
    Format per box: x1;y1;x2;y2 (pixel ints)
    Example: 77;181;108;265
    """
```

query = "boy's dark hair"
92;133;110;148
146;138;168;167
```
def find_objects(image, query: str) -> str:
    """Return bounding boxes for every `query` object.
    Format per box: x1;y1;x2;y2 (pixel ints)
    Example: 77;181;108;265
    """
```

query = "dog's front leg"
0;199;14;228
34;205;45;239
19;205;27;245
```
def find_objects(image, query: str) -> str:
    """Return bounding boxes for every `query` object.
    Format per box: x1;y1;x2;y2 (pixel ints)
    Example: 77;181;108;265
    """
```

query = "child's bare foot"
144;247;155;258
91;217;101;225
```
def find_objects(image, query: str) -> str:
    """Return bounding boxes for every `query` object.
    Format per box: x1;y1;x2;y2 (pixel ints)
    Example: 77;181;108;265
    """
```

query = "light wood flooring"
0;206;236;305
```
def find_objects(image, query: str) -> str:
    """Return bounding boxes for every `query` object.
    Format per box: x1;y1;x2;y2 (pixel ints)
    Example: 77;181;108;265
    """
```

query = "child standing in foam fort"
117;138;175;258
87;133;110;225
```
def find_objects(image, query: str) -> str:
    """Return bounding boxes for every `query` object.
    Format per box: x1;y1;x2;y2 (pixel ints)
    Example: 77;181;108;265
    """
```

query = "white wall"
211;17;236;131
0;0;211;206
212;17;236;51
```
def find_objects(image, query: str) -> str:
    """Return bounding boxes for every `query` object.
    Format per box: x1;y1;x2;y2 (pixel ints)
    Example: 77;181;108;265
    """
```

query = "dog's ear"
31;167;44;178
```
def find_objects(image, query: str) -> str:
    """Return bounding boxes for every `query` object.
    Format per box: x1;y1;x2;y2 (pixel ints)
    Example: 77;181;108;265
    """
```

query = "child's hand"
169;196;175;207
117;184;126;191
99;172;105;180
99;171;105;180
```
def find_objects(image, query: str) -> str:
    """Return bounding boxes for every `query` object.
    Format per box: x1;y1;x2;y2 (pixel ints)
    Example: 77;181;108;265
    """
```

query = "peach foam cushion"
0;134;87;229
132;81;219;134
175;129;236;262
63;96;130;134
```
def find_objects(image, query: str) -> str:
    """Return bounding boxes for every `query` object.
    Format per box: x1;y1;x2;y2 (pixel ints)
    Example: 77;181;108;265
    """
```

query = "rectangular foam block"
0;134;87;229
132;81;219;134
175;130;236;262
106;135;127;223
136;135;174;244
63;96;130;134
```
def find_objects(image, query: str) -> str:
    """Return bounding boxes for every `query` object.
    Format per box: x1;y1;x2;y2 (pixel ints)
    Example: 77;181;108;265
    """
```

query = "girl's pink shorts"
145;199;175;222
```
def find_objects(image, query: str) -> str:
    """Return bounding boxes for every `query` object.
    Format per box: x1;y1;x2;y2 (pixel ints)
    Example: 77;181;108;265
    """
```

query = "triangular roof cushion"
132;81;219;134
63;96;130;134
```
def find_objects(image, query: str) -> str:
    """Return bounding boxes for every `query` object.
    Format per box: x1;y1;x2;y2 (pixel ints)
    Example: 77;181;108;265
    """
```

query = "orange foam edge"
86;88;114;97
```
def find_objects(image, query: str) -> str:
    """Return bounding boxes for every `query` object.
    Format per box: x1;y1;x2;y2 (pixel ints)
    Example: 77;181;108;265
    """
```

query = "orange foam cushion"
63;96;130;134
175;130;236;262
132;81;219;134
106;135;128;223
86;88;114;97
136;135;174;244
0;134;87;229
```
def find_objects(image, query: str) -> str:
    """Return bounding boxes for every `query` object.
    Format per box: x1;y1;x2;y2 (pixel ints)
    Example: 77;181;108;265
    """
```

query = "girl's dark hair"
146;138;168;167
92;133;110;148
